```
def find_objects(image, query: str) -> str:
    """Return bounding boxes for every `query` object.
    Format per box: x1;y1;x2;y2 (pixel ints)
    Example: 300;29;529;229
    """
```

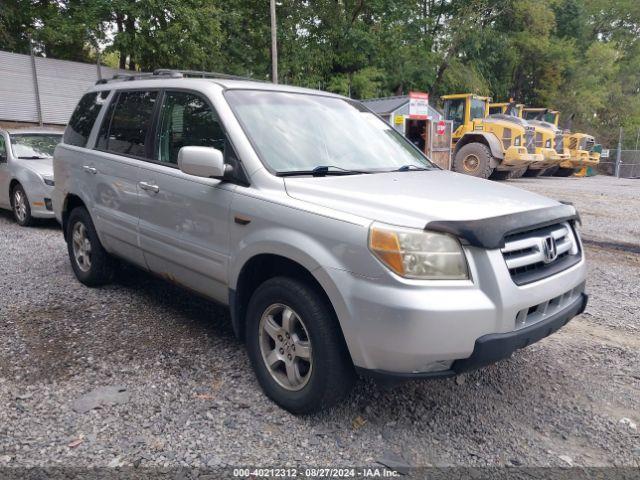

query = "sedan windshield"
10;134;62;159
225;90;435;175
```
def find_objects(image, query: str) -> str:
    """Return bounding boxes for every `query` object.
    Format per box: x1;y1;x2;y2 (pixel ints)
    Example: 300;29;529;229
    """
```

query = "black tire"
11;184;34;227
543;165;559;176
490;169;511;180
554;167;576;177
245;276;355;414
508;167;527;179
453;143;494;179
66;206;115;287
523;168;545;177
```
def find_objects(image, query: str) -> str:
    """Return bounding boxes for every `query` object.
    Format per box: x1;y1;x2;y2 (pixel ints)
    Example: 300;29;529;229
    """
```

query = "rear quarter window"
64;91;110;147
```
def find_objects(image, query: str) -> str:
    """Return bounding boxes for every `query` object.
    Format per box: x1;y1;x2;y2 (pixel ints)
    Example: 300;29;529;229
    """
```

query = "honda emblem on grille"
542;236;558;263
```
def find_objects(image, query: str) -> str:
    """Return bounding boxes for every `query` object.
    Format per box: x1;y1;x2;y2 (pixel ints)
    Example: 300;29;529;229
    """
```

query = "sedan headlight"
368;223;469;280
514;136;521;146
43;178;55;186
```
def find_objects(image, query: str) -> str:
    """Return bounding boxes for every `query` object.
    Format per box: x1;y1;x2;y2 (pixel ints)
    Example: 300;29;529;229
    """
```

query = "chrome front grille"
525;127;536;153
555;133;564;151
501;222;582;285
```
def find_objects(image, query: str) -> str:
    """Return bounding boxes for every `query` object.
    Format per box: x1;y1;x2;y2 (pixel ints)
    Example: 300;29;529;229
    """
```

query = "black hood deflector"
426;203;579;249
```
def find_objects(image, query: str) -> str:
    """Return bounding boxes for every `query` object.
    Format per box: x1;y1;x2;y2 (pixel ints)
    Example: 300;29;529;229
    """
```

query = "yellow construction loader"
523;108;600;176
442;94;542;180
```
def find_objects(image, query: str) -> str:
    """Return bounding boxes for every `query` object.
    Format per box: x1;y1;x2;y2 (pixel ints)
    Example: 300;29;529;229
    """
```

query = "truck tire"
509;167;528;179
554;167;576;177
453;143;494;179
523;168;545;177
490;170;511;180
246;276;355;414
66;206;116;286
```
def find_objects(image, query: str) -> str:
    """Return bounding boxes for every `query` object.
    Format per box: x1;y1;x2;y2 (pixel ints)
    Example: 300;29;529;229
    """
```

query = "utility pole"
270;0;278;84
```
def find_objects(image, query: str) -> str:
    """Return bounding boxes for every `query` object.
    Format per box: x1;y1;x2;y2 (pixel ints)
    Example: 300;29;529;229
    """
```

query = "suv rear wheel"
246;276;355;414
66;207;115;286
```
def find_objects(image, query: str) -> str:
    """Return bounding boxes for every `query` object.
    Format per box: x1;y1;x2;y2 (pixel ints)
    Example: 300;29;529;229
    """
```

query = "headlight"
545;139;552;148
514;136;521;146
43;178;55;186
368;223;469;280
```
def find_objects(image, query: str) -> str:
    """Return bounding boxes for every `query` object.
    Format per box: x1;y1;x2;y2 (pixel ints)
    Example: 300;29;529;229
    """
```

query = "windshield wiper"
18;156;48;159
277;165;371;177
394;165;430;172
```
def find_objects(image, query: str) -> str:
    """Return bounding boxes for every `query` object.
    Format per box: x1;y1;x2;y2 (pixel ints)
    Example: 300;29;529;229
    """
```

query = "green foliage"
0;0;638;145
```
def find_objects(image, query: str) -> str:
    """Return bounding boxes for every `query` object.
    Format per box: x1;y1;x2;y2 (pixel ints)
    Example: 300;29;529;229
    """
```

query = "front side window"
64;91;110;147
98;90;158;158
226;90;434;174
156;91;225;165
0;136;6;159
470;99;486;121
10;134;62;159
444;99;465;132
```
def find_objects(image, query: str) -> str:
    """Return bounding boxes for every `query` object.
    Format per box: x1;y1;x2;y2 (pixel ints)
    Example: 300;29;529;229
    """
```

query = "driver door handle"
139;181;160;193
82;165;97;174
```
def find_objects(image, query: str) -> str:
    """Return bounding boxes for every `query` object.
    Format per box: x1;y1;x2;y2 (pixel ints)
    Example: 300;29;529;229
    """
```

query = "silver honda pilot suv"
53;71;587;413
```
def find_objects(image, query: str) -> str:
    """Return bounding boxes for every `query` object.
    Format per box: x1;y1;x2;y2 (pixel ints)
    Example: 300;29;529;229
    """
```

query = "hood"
18;158;53;179
284;170;559;229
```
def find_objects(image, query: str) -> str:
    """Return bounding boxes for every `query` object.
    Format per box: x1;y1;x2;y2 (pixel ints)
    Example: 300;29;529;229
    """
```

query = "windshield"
225;90;434;174
10;134;62;159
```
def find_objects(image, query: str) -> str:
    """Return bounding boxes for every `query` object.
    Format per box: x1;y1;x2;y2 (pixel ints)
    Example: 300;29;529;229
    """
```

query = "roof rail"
96;68;267;85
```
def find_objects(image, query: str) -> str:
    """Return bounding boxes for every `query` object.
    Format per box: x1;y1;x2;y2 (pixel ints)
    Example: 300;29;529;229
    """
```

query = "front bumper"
529;149;568;169
326;242;587;375
500;147;543;169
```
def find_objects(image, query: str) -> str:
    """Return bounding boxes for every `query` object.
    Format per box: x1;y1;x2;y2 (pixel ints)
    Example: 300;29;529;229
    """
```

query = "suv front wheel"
66;207;115;286
246;276;355;414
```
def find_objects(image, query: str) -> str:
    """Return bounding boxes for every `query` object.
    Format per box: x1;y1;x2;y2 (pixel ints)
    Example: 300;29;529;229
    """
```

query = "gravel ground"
0;175;638;470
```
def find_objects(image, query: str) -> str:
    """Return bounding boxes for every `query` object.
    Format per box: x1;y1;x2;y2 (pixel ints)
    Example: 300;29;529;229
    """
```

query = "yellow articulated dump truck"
442;94;542;180
511;107;570;178
523;109;600;177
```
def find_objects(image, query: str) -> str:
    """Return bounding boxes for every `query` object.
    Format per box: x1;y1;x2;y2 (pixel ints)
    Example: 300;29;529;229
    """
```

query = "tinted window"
98;90;157;158
156;91;225;165
64;91;110;147
0;136;6;157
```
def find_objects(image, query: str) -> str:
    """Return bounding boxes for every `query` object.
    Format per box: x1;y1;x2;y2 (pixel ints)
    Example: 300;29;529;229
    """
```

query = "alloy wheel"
71;222;92;272
259;303;313;391
13;189;28;223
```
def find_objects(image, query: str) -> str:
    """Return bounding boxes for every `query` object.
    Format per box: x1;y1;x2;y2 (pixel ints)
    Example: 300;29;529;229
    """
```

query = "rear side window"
64;91;110;147
97;90;158;158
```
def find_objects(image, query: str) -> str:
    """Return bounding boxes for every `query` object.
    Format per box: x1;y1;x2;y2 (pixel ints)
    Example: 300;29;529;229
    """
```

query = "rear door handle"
139;181;159;193
82;165;97;174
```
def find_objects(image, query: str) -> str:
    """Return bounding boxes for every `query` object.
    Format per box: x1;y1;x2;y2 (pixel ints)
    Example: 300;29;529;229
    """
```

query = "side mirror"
178;146;226;179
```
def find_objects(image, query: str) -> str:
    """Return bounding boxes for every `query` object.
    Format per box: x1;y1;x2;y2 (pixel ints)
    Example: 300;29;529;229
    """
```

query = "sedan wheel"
12;185;33;226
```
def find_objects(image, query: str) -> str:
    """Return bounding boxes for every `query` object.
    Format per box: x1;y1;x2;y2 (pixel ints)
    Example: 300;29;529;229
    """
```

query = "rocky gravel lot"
0;175;638;471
